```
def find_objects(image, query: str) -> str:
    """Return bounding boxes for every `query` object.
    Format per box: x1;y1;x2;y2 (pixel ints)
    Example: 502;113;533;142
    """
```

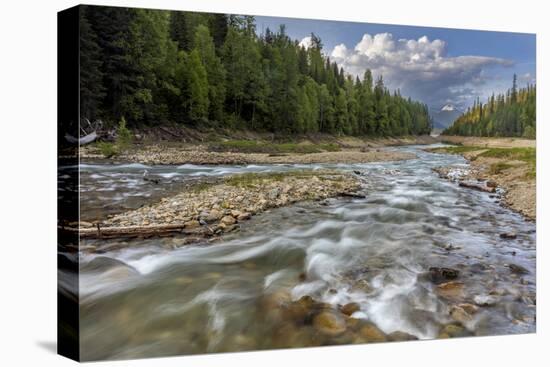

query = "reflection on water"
64;145;535;360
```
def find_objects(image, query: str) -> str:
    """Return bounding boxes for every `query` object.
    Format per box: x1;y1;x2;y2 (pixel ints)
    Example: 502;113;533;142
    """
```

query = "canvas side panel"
57;5;81;362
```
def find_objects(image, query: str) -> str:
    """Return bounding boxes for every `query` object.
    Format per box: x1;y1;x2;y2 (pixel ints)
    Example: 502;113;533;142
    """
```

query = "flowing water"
64;145;536;360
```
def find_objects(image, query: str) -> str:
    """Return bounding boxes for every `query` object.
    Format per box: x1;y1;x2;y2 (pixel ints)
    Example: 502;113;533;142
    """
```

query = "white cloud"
331;43;349;59
299;36;313;50
330;33;514;109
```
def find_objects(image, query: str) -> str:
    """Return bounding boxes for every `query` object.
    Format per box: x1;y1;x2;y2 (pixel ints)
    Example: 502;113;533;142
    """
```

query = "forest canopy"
80;6;433;136
444;75;536;138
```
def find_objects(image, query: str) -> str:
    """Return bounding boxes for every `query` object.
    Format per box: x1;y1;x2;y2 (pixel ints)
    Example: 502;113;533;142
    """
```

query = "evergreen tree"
445;75;535;138
193;25;226;122
79;7;105;120
80;7;435;136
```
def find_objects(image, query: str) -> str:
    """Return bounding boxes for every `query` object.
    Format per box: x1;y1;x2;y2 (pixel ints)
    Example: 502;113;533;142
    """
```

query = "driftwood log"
458;181;496;193
61;224;210;239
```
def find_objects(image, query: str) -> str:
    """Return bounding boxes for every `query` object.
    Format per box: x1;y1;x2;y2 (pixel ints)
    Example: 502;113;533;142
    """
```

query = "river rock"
204;209;222;223
450;305;473;324
500;232;517;239
268;188;281;200
340;302;360;316
508;263;529;274
220;215;237;225
82;256;137;274
313;311;347;336
438;324;467;338
473;294;498;307
237;212;252;221
221;224;238;233
184;220;200;229
429;267;460;284
283;295;316;323
230;209;242;218
359;323;387;342
387;331;418;341
457;303;479;314
436;281;465;302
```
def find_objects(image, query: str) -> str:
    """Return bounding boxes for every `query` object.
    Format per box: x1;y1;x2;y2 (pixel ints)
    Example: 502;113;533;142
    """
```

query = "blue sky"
255;16;536;112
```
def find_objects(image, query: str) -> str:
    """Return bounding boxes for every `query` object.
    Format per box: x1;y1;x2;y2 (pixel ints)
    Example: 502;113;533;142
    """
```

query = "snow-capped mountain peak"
441;104;455;111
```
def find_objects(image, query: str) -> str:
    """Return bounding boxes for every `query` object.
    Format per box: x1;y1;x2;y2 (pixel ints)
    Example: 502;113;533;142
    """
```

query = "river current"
61;144;536;360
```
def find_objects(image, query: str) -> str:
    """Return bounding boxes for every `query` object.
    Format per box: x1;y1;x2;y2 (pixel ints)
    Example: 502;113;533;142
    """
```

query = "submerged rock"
508;263;529;274
450;305;473;324
436;281;465;302
313;311;347;336
438;323;468;338
387;331;418;341
429;267;460;284
358;323;387;342
340;302;360;316
473;294;499;307
500;232;517;239
82;256;137;274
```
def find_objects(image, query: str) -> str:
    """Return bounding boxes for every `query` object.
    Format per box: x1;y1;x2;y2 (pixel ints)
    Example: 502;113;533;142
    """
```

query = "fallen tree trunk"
458;180;496;193
61;223;207;239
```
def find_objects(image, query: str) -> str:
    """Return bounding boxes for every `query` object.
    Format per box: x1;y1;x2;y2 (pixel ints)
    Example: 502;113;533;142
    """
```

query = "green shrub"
116;117;133;150
97;142;118;158
97;117;133;158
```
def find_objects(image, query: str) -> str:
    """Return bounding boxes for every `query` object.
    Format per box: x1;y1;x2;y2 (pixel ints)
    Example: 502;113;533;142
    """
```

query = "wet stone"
340;302;360;316
313;311;347;337
473;294;499;307
359;323;387;342
439;324;468;338
508;263;529;274
387;331;418;342
429;267;460;284
500;232;517;239
450;305;473;324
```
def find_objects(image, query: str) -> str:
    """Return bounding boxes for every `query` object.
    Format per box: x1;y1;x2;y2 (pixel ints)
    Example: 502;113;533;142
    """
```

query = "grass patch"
188;182;212;193
477;147;535;163
209;140;341;154
488;162;513;175
478;147;536;178
435;145;536;179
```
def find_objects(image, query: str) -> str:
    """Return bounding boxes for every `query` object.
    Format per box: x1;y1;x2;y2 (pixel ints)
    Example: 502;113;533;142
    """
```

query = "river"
63;144;536;360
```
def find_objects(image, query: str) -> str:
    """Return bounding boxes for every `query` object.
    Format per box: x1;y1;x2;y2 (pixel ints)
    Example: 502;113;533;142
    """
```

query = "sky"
255;16;536;113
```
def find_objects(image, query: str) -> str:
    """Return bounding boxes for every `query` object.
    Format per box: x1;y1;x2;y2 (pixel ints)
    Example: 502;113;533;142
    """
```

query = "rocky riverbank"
78;170;363;240
429;143;536;220
81;143;415;165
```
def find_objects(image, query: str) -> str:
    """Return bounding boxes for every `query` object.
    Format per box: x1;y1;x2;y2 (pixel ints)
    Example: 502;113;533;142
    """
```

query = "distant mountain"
430;104;462;129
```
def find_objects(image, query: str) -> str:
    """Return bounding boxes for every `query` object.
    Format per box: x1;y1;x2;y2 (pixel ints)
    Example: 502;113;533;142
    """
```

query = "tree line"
80;6;433;136
444;75;536;138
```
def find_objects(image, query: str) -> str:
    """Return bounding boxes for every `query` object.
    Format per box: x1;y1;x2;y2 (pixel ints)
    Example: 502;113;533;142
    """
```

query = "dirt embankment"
430;137;536;220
